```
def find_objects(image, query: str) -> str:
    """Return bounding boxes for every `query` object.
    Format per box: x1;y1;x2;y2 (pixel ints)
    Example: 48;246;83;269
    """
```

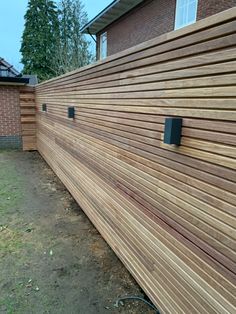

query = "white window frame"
99;32;107;60
174;0;198;30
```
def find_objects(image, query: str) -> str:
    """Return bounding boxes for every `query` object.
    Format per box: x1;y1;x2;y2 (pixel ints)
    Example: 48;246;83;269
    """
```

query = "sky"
0;0;111;71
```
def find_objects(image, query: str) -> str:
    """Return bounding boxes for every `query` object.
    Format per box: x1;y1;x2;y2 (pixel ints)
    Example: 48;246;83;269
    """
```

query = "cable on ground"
114;296;160;313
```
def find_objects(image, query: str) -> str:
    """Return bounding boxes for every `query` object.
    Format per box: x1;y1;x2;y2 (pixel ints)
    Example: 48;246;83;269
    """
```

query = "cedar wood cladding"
35;8;236;312
19;87;37;151
97;0;236;57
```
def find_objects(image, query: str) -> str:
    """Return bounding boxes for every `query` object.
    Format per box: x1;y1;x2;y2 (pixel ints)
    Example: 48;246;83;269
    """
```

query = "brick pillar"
0;86;22;149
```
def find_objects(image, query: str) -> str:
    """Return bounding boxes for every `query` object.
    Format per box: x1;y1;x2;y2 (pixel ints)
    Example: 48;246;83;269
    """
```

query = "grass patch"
0;227;23;257
0;152;25;257
0;281;30;314
0;149;18;153
0;154;24;213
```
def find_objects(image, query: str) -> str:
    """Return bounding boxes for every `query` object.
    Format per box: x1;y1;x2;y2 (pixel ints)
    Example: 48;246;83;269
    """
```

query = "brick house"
0;58;37;149
81;0;236;60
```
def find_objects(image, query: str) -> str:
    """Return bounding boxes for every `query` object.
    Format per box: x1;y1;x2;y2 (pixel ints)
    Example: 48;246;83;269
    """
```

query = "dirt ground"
0;151;156;314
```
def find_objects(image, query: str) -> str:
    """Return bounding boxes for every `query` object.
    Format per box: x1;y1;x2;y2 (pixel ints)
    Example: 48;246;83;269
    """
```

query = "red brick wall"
97;0;236;58
97;0;176;57
0;86;22;148
197;0;236;20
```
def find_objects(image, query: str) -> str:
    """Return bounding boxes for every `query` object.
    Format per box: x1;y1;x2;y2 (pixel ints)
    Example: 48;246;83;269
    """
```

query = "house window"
175;0;198;30
100;32;107;60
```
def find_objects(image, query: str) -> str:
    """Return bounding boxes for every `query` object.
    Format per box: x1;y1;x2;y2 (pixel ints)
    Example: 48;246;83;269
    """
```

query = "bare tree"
54;0;93;75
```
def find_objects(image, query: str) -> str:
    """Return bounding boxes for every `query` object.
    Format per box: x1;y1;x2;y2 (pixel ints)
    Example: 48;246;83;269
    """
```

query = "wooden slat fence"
20;86;36;151
35;8;236;313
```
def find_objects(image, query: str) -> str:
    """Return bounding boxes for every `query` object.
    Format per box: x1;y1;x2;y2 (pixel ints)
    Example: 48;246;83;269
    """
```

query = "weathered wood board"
35;8;236;313
20;86;36;151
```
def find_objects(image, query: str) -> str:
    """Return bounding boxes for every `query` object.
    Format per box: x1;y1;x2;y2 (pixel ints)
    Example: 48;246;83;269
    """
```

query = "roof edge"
0;58;20;76
0;76;29;85
81;0;144;34
81;0;120;33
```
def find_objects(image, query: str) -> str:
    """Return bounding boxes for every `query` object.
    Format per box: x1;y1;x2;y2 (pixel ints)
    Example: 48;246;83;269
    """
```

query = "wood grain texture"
35;8;236;314
19;87;36;151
